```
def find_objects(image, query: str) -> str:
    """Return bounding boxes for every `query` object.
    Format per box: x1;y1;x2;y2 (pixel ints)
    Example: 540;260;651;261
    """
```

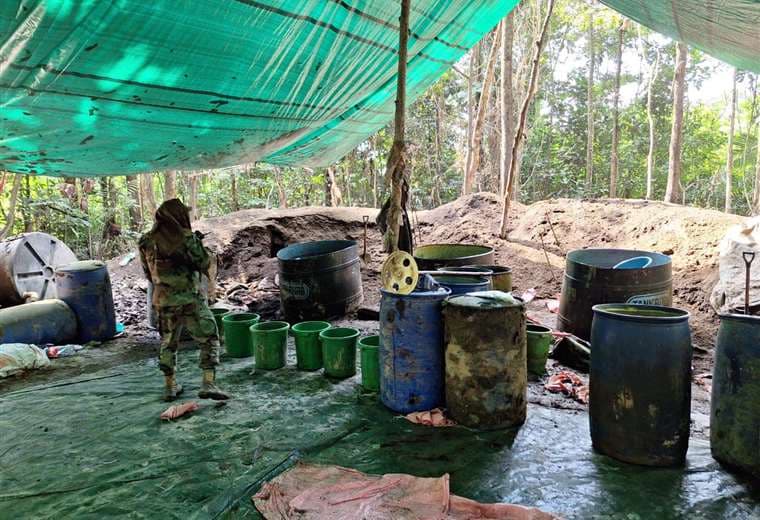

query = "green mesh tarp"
0;1;517;177
600;0;760;74
1;345;759;518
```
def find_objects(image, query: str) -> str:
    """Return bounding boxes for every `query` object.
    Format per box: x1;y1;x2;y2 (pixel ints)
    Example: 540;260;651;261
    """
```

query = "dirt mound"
110;193;741;360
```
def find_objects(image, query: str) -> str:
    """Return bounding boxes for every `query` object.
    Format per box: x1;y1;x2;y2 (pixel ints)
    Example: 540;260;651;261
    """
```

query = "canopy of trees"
1;0;758;258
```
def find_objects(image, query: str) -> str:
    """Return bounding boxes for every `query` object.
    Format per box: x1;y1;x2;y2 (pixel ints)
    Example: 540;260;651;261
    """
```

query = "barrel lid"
445;291;524;309
56;260;106;273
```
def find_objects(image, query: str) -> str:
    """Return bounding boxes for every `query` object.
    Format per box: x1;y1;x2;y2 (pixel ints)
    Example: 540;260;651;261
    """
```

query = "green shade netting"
601;0;760;73
1;344;759;518
0;0;517;177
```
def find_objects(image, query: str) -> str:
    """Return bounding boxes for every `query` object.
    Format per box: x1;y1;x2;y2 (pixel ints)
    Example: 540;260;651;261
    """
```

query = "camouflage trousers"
158;300;220;375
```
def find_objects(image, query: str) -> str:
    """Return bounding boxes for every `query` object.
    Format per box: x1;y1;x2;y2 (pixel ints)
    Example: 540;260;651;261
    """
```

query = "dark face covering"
152;199;192;256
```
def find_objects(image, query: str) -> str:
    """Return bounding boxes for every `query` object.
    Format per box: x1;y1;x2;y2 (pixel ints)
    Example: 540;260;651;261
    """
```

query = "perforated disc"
380;251;419;295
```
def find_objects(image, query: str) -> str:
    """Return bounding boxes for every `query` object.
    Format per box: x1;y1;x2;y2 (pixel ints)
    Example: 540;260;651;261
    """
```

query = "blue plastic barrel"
430;274;490;296
55;260;116;342
0;299;77;344
379;285;451;413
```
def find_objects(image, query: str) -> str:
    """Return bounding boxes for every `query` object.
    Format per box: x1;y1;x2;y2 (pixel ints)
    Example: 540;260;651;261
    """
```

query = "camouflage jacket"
139;230;210;308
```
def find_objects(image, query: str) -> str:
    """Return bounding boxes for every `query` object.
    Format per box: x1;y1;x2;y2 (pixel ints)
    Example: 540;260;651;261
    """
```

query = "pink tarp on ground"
253;463;560;519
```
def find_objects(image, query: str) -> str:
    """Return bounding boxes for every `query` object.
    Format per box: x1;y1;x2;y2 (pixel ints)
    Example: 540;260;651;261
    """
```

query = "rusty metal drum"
443;293;527;429
277;240;363;322
0;233;77;306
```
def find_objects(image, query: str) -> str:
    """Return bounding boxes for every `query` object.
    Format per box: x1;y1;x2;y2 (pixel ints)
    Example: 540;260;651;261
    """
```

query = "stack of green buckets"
213;308;379;390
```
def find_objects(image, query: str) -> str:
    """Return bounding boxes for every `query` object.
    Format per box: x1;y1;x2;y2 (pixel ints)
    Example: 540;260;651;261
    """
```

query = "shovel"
743;251;755;315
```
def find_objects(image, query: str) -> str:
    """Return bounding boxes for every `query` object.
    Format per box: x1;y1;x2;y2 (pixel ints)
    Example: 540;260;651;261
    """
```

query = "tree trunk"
0;174;22;240
665;42;688;204
125;175;142;230
463;28;502;195
231;170;240;211
273;167;288;209
610;20;625;198
725;67;738;213
500;13;515;198
463;44;477;195
585;5;595;192
499;0;556;238
384;0;410;252
645;45;660;200
21;175;32;232
433;88;444;207
164;170;177;200
141;174;158;218
754;122;760;214
188;172;200;220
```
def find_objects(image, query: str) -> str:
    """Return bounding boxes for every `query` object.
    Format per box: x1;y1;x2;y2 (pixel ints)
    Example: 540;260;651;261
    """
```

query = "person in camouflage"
139;199;230;401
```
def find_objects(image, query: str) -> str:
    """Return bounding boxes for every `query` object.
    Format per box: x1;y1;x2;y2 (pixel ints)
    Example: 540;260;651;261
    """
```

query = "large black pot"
589;303;692;466
413;244;494;271
711;313;760;478
277;240;362;322
558;249;673;340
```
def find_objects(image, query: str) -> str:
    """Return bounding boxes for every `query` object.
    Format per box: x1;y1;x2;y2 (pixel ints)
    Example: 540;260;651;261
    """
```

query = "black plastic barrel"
277;240;363;322
558;249;673;340
413;244;494;271
711;313;760;478
55;260;117;342
589;304;692;466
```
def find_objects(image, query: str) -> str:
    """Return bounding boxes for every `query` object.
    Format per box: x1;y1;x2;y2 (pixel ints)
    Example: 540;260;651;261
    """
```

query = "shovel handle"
744;251;756;267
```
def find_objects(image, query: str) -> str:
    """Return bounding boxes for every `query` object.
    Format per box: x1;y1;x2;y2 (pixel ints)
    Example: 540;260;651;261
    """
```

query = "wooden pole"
384;0;410;252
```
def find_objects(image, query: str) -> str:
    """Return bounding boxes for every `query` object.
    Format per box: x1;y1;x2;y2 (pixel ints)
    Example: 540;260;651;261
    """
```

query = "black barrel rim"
414;243;494;263
592;303;689;323
567;248;672;269
718;312;760;324
276;240;357;262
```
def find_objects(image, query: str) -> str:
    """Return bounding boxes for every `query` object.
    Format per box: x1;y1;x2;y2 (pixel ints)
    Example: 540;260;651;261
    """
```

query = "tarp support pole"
384;0;411;253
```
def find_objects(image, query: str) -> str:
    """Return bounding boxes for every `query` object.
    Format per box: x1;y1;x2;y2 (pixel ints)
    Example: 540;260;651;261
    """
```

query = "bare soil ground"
7;193;739;433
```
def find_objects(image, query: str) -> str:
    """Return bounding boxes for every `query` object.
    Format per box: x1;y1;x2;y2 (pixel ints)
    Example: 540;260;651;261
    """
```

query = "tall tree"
187;172;200;219
499;0;555;238
463;29;502;195
141;174;158;218
754;120;760;214
725;67;738;213
609;19;625;197
500;13;515;197
164;170;177;200
125;175;142;230
0;174;22;239
665;42;688;204
644;39;660;200
585;4;595;192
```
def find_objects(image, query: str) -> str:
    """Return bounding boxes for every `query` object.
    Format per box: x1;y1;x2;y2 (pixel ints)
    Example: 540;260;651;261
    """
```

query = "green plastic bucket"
222;312;260;358
251;321;290;370
291;321;331;371
210;308;230;341
358;335;380;391
527;323;553;376
319;327;359;379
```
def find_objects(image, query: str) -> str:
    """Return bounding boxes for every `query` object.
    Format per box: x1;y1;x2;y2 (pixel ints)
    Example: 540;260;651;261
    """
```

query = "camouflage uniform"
139;228;220;375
